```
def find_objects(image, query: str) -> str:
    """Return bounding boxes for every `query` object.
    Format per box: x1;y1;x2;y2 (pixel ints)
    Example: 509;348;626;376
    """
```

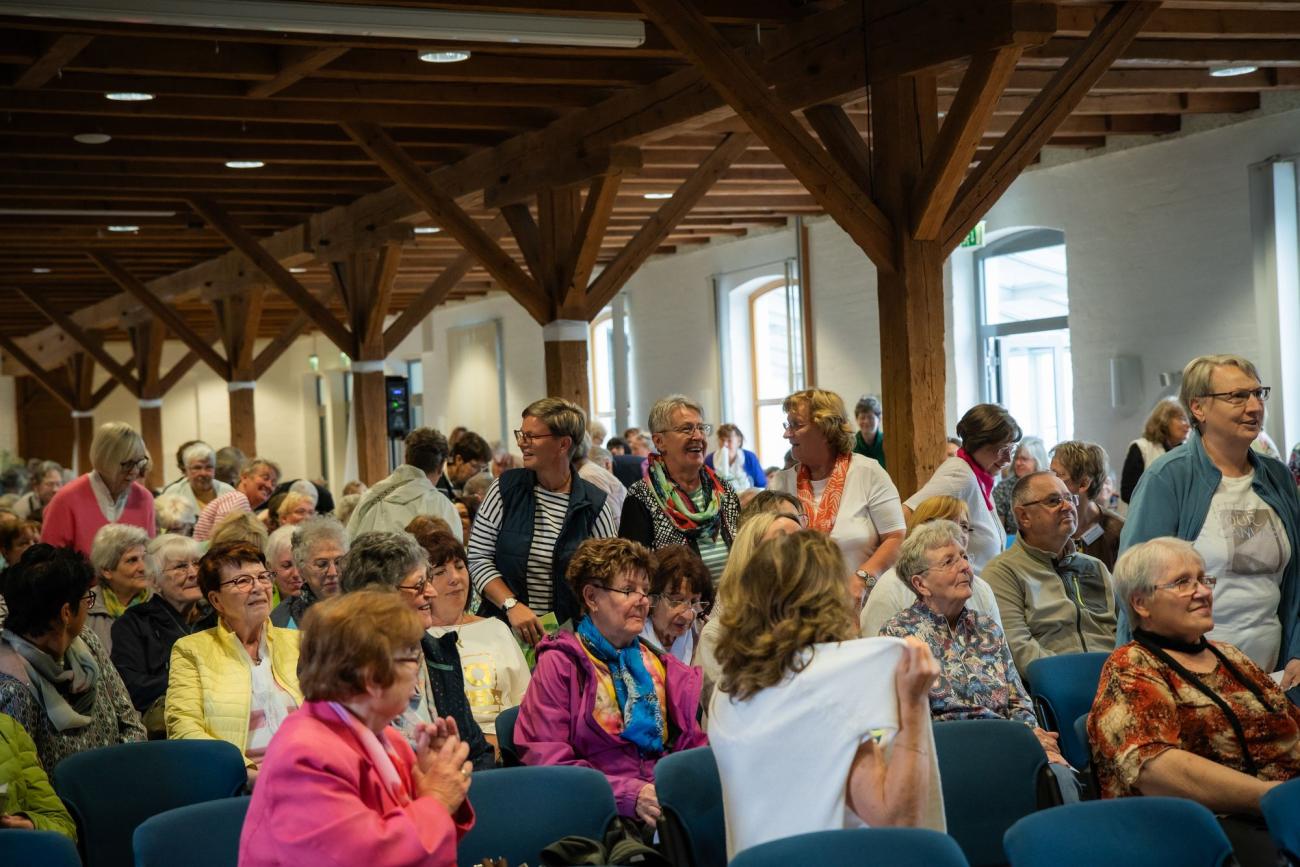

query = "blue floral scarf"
576;616;664;755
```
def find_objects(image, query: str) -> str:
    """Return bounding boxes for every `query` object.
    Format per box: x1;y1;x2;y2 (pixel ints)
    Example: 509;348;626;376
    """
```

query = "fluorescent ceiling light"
643;192;673;200
419;49;471;63
225;160;265;169
0;0;645;47
1209;64;1259;78
413;226;441;234
31;267;52;274
107;225;140;232
0;208;175;216
289;267;308;273
74;132;112;144
105;91;154;101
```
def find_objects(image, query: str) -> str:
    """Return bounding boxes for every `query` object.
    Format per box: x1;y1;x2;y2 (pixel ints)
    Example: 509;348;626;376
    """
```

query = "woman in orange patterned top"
1089;537;1300;858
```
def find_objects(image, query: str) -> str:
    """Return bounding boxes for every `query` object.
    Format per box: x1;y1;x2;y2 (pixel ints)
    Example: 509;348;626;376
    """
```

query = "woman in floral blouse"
881;521;1066;766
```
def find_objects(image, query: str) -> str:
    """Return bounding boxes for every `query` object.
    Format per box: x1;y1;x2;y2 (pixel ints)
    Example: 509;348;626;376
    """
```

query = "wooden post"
543;320;590;413
68;353;97;476
213;287;265;461
72;411;95;475
351;361;391;486
130;320;166;489
228;382;257;457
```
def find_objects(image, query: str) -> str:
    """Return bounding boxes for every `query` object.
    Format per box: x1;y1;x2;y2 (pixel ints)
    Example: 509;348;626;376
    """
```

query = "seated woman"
87;523;152;654
641;545;713;664
880;522;1065;766
154;493;199;538
0;710;77;839
416;528;529;748
238;589;474;867
516;537;707;824
111;534;215;736
265;524;302;609
708;531;942;859
166;541;302;783
0;520;39;573
0;545;145;772
1089;537;1300;860
859;495;1003;637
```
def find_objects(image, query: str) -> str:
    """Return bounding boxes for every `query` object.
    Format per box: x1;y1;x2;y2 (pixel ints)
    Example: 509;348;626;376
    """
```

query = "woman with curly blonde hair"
708;531;942;859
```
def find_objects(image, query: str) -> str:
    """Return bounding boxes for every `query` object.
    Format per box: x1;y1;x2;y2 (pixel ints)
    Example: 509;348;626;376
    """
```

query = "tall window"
977;228;1072;445
590;310;616;436
407;358;424;429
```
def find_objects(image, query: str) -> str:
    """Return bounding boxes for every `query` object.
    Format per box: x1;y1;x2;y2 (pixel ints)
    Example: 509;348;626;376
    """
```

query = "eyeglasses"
310;557;345;573
397;576;430;594
652;595;711;615
593;583;651;602
1152;574;1218;595
996;441;1020;459
220;572;274;593
82;590;97;607
514;430;558;446
920;552;971;575
120;457;149;473
659;423;712;436
1020;493;1079;510
1200;387;1270;406
163;560;200;576
781;419;807;431
392;653;423;666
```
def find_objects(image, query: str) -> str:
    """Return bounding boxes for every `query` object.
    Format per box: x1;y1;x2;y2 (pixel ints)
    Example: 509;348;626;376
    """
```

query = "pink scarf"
329;702;411;806
957;448;995;512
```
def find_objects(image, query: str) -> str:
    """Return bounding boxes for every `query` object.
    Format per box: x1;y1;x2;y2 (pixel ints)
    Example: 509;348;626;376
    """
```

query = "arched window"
749;278;798;466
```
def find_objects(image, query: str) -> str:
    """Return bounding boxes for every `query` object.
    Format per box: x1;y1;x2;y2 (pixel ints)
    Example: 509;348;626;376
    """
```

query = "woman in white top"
159;441;236;513
771;388;905;604
708;531;942;859
640;545;714;664
903;404;1021;572
1119;397;1190;505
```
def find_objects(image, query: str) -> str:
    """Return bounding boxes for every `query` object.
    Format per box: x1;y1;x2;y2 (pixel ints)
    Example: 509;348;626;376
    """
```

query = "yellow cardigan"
165;620;303;768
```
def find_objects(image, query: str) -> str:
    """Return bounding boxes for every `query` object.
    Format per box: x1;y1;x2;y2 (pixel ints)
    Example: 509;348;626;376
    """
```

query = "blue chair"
495;705;521;767
934;719;1051;867
1003;797;1234;866
52;739;247;867
0;829;81;866
729;828;970;867
656;746;726;867
456;766;616;867
1261;777;1300;864
134;795;250;867
1025;652;1109;768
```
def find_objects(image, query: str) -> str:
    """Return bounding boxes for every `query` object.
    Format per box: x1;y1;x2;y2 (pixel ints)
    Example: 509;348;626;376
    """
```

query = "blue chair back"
655;746;726;867
1025;652;1109;768
1072;714;1090;765
133;795;250;867
1003;797;1234;866
1261;777;1300;863
934;719;1049;867
0;829;81;866
495;705;521;767
729;828;970;867
456;766;616;867
52;739;247;867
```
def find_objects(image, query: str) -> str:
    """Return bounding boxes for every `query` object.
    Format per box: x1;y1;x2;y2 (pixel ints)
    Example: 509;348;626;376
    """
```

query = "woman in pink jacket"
516;537;707;825
41;422;155;558
239;589;475;867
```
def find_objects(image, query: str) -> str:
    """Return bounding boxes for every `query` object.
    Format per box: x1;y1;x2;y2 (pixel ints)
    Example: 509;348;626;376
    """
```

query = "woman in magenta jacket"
516;537;707;825
41;422;155;558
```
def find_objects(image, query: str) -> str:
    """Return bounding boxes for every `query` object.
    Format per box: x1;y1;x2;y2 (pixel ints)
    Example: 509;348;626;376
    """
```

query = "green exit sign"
959;221;986;248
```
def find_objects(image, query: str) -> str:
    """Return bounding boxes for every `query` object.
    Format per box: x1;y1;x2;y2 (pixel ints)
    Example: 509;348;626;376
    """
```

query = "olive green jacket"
0;711;77;839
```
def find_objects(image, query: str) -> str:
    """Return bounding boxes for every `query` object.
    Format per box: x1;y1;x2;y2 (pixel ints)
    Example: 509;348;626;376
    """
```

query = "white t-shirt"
772;455;907;574
905;457;1005;572
859;569;1003;637
427;617;531;729
1193;472;1291;671
708;637;942;859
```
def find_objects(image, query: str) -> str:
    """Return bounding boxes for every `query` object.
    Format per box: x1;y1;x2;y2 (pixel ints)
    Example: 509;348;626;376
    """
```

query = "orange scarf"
796;454;851;533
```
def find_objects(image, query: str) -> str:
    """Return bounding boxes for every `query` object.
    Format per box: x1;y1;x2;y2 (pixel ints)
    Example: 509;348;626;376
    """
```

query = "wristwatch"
501;596;519;611
855;569;878;590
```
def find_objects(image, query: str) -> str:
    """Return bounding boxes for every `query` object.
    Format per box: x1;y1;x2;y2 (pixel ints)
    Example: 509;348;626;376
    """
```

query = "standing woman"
621;395;741;584
1122;354;1300;685
704;424;766;494
904;404;1022;572
159;441;234;513
771;388;905;603
991;436;1048;535
1121;397;1191;504
467;398;618;645
41;422;155;557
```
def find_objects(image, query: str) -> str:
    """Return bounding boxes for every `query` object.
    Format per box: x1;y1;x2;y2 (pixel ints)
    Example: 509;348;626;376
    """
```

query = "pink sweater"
40;474;155;558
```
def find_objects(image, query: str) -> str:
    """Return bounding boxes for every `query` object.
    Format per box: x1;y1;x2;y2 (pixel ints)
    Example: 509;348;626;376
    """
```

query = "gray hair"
266;524;298;565
288;479;318;503
1113;537;1204;622
464;473;493;500
855;395;882;418
35;460;63;480
1016;436;1049;475
90;523;151;574
523;397;587;463
154;493;199;534
1180;354;1261;430
589;445;613;467
895;520;966;597
146;533;202;586
291;516;349;572
1011;470;1059;510
333;493;362;528
180;441;216;467
339;531;428;593
1051;440;1110;500
240;457;281;481
648;394;704;435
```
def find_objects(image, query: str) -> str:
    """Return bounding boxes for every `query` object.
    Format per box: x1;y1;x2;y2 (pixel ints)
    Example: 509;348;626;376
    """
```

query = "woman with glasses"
904;404;1022;572
111;534;215;736
770;388;905;604
0;545;144;773
41;422;155;558
517;537;707;825
1089;538;1300;864
1122;355;1300;685
166;541;302;784
621;395;742;584
991;436;1049;535
641;545;713;664
468;398;618;646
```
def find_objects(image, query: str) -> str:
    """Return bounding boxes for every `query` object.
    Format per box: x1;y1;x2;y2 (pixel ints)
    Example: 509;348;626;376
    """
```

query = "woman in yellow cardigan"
166;541;302;785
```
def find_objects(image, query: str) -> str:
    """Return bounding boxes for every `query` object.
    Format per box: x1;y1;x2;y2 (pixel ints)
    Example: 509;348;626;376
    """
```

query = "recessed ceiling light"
643;192;673;200
106;225;140;233
105;91;154;101
31;267;51;274
289;267;308;273
225;160;265;169
1209;64;1258;78
413;226;441;234
418;49;471;63
74;132;112;144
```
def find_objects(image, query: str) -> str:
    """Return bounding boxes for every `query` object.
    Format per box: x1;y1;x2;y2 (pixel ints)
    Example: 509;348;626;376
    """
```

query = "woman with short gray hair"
1121;354;1300;686
87;523;152;654
41;422;155;557
160;440;234;513
992;436;1048;535
154;492;199;537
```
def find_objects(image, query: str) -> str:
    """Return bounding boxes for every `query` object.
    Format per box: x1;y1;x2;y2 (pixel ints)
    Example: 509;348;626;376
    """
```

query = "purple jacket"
516;629;707;817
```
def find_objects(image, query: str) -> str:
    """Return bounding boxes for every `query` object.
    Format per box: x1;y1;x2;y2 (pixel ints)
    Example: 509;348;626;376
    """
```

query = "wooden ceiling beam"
0;334;78;409
802;104;875;200
1056;5;1300;38
13;33;94;89
950;66;1291;93
1029;36;1300;65
501;203;545;285
483;146;642;209
568;174;624;311
246;46;349;99
15;285;142;398
0;137;459;166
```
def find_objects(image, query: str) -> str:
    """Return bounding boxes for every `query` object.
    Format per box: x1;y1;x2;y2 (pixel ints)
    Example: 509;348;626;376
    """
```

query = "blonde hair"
905;495;969;532
715;511;795;594
277;491;315;520
210;510;268;552
1180;354;1260;430
524;397;588;463
782;388;854;456
89;422;149;485
715;531;857;700
1143;397;1189;445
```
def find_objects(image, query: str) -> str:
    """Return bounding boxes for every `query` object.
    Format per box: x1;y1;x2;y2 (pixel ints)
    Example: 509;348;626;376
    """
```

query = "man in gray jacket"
346;427;462;541
983;470;1117;677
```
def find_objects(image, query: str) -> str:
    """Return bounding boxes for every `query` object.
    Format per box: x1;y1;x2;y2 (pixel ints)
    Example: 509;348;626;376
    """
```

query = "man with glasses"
437;430;493;501
983;471;1118;677
347;427;462;541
